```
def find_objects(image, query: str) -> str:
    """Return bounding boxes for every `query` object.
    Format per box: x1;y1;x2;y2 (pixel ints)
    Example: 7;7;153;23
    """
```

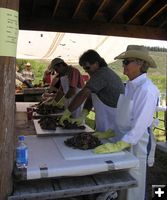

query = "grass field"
154;111;166;141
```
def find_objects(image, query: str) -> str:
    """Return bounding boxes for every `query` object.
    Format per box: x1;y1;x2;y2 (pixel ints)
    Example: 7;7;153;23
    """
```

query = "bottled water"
16;135;28;168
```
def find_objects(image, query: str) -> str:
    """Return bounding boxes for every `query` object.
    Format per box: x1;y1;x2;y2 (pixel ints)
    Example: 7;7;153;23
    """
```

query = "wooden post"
0;1;19;200
165;89;167;139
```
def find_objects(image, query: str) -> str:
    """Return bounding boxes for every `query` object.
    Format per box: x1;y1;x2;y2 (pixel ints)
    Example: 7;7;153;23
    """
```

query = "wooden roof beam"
159;18;167;28
72;0;84;18
19;17;167;41
52;0;60;17
110;0;133;22
92;0;108;21
127;0;153;24
144;4;167;25
32;0;37;15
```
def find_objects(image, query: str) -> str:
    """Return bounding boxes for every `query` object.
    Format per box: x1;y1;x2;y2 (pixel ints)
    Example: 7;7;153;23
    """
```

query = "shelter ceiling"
19;0;167;40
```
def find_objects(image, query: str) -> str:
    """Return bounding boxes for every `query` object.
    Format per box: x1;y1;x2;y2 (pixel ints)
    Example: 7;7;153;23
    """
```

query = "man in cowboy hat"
16;64;33;88
21;62;35;84
46;57;85;118
93;45;160;200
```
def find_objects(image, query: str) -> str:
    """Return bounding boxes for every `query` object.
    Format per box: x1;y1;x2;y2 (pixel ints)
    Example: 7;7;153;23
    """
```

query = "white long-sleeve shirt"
16;71;25;82
122;74;159;145
21;69;35;81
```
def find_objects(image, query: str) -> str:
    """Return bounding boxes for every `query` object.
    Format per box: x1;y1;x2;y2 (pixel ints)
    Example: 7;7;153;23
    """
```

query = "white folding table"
20;135;139;180
11;135;139;200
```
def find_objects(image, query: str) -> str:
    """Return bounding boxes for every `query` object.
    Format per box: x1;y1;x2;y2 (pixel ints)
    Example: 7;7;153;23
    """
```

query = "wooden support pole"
165;89;167;139
0;1;19;200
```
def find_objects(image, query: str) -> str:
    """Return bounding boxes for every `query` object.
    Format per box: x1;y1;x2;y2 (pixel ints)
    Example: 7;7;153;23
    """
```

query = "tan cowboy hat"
114;45;157;68
25;62;31;67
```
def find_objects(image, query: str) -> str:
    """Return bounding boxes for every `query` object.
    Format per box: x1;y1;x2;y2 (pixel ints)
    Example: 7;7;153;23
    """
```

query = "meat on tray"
61;120;85;130
35;104;64;115
64;133;102;150
38;116;58;130
38;117;86;130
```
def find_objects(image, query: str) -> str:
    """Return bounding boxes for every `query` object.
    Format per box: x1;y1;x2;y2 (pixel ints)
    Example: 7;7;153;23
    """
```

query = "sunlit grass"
154;111;166;142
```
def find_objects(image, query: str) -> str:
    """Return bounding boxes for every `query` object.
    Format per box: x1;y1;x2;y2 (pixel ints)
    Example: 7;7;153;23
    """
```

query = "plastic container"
16;135;28;168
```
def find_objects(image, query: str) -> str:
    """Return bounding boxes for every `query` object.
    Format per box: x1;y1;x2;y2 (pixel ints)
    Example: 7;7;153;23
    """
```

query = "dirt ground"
147;148;167;199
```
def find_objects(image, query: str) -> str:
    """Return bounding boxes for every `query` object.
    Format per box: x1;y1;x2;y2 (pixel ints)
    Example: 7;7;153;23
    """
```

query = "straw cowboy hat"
25;62;31;66
114;45;157;68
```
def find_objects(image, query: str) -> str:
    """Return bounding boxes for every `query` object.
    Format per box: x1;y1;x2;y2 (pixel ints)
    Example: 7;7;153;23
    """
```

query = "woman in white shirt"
94;45;159;200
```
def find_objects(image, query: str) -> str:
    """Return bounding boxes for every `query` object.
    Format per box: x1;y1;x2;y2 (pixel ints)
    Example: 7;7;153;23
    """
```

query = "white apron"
91;93;117;132
60;76;83;118
116;94;156;200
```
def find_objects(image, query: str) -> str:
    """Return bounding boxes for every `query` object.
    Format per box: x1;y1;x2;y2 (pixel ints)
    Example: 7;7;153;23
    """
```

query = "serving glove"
93;129;116;139
56;96;66;109
93;141;131;154
71;109;89;125
59;109;72;126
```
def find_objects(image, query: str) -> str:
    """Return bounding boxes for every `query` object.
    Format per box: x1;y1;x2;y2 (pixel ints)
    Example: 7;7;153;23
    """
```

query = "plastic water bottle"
16;135;28;168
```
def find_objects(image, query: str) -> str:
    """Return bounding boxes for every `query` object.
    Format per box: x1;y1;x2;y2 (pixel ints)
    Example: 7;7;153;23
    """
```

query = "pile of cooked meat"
38;117;86;130
35;104;64;115
64;133;101;150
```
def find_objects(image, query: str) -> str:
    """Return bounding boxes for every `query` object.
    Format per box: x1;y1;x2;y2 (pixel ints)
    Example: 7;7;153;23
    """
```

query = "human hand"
59;109;72;126
93;141;131;154
71;109;89;125
42;93;54;101
92;129;116;139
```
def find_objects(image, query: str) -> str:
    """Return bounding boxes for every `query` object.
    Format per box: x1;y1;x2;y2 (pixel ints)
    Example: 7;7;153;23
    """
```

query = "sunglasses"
122;59;136;66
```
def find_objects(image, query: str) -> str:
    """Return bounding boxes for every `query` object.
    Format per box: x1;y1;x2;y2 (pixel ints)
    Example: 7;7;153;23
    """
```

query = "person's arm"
66;67;85;99
122;90;158;145
16;72;33;88
69;94;93;125
32;72;35;81
48;86;58;93
43;71;47;84
16;72;25;82
49;75;60;92
50;75;59;87
83;94;93;111
59;86;91;126
68;86;91;112
54;87;64;102
65;86;76;98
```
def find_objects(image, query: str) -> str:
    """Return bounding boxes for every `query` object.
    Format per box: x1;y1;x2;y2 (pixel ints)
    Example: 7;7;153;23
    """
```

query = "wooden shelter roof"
19;0;167;41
